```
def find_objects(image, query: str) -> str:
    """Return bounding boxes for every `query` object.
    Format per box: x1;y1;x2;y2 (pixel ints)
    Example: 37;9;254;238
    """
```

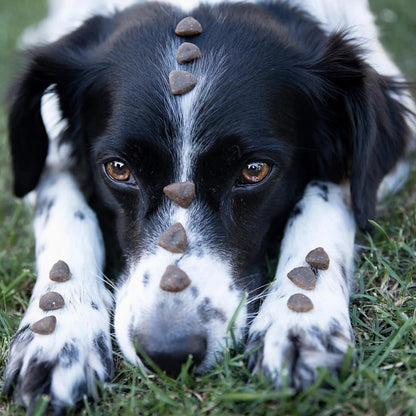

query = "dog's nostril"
160;265;191;292
135;332;207;377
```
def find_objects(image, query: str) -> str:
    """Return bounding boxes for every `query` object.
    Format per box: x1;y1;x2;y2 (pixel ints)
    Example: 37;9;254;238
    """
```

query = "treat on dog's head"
39;292;65;311
169;70;197;95
30;316;57;334
176;42;202;64
158;222;188;253
305;247;330;270
49;260;72;282
287;267;316;290
163;181;195;208
175;16;203;36
160;264;191;292
287;293;314;312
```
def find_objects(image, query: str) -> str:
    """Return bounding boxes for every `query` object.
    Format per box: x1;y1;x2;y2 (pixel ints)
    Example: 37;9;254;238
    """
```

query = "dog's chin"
113;251;248;375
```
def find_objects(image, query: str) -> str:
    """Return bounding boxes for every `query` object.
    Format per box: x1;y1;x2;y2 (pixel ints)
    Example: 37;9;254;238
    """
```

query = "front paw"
3;303;113;413
247;300;354;390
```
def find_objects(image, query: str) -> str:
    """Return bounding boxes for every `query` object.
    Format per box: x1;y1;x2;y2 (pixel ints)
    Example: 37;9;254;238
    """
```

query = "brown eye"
240;161;270;184
105;160;131;182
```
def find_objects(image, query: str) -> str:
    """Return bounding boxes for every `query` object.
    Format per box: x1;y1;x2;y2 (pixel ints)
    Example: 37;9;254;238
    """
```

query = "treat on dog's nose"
160;264;191;292
287;293;314;312
305;247;330;270
169;70;197;95
158;222;188;253
175;16;203;36
287;267;316;290
176;42;202;64
49;260;72;282
30;315;57;334
39;292;65;311
163;181;195;208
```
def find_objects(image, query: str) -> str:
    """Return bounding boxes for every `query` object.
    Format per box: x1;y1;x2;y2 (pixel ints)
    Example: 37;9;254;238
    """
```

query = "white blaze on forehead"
162;40;228;184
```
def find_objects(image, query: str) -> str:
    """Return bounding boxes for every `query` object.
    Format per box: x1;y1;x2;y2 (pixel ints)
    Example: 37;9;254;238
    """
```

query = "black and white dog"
4;0;415;412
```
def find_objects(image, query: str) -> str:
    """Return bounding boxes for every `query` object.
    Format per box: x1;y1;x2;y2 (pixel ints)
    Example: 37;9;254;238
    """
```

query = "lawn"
1;0;415;415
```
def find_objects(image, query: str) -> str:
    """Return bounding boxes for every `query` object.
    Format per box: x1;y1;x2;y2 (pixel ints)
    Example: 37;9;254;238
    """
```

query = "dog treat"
160;264;191;292
287;293;314;313
163;181;195;208
176;42;202;64
287;267;316;290
169;70;197;95
175;16;203;36
158;222;187;253
49;260;72;282
305;247;330;270
30;315;57;335
39;292;65;311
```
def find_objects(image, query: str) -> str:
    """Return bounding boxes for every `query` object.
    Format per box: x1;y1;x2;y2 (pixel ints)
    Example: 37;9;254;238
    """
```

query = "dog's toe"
247;317;354;390
3;314;113;413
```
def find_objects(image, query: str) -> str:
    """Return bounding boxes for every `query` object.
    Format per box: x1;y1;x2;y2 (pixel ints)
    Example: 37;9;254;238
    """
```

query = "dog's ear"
310;33;411;230
8;15;113;197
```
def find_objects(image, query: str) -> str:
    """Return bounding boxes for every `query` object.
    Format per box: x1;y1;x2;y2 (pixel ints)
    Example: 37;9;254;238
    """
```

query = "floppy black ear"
311;33;412;230
8;15;113;197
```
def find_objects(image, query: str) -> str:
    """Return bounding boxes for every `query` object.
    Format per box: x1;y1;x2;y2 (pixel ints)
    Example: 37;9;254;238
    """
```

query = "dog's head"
9;2;410;373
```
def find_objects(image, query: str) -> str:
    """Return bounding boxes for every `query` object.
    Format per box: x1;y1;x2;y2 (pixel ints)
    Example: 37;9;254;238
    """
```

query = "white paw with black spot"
3;301;113;414
246;294;354;390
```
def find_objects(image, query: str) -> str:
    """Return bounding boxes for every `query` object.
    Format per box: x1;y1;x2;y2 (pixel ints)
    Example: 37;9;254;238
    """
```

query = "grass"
1;0;416;415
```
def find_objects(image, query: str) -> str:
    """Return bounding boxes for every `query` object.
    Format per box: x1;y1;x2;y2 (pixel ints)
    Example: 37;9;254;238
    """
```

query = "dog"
4;0;415;412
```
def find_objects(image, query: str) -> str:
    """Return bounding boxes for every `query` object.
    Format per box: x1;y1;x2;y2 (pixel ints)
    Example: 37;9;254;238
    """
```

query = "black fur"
6;0;412;408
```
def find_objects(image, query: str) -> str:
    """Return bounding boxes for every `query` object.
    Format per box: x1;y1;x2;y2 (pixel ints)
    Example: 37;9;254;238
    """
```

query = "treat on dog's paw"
30;315;57;334
39;292;65;310
175;17;203;36
287;267;316;290
158;222;188;253
49;260;72;282
169;70;197;95
176;43;202;64
305;247;330;270
160;265;191;292
287;293;314;312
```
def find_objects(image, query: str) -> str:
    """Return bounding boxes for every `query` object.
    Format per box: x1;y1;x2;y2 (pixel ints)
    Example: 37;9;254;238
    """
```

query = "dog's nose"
134;330;207;376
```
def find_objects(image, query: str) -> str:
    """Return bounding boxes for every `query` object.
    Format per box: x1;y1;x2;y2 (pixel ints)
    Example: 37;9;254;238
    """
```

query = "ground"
0;0;415;415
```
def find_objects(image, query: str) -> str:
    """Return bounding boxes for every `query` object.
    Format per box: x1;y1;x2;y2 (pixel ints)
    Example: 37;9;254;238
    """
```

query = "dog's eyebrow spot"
59;341;80;368
91;301;99;310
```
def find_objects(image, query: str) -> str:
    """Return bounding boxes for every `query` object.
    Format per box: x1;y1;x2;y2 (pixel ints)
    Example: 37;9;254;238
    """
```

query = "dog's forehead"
99;4;304;160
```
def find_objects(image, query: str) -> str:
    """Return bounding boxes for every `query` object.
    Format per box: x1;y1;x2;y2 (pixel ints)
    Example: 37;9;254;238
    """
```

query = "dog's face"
9;2;409;373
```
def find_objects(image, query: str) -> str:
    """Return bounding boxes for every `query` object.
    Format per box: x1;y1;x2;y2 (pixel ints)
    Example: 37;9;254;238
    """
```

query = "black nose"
134;331;207;377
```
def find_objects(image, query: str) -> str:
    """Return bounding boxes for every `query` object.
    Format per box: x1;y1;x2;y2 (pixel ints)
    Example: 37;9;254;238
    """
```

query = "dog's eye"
239;161;270;184
105;160;131;182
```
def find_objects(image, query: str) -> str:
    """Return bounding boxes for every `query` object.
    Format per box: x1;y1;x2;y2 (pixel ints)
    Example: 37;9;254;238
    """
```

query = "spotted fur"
4;0;415;412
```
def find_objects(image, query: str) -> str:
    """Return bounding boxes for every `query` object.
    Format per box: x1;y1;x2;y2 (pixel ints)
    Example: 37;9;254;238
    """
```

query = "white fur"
248;182;356;387
7;0;415;410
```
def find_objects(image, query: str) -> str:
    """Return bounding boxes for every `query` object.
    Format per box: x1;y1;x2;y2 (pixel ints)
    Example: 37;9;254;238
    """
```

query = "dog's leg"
3;171;113;413
247;181;356;390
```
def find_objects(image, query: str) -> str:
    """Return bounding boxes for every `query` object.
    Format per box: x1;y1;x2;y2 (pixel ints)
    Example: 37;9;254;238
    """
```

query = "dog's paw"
247;294;354;391
3;301;113;413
